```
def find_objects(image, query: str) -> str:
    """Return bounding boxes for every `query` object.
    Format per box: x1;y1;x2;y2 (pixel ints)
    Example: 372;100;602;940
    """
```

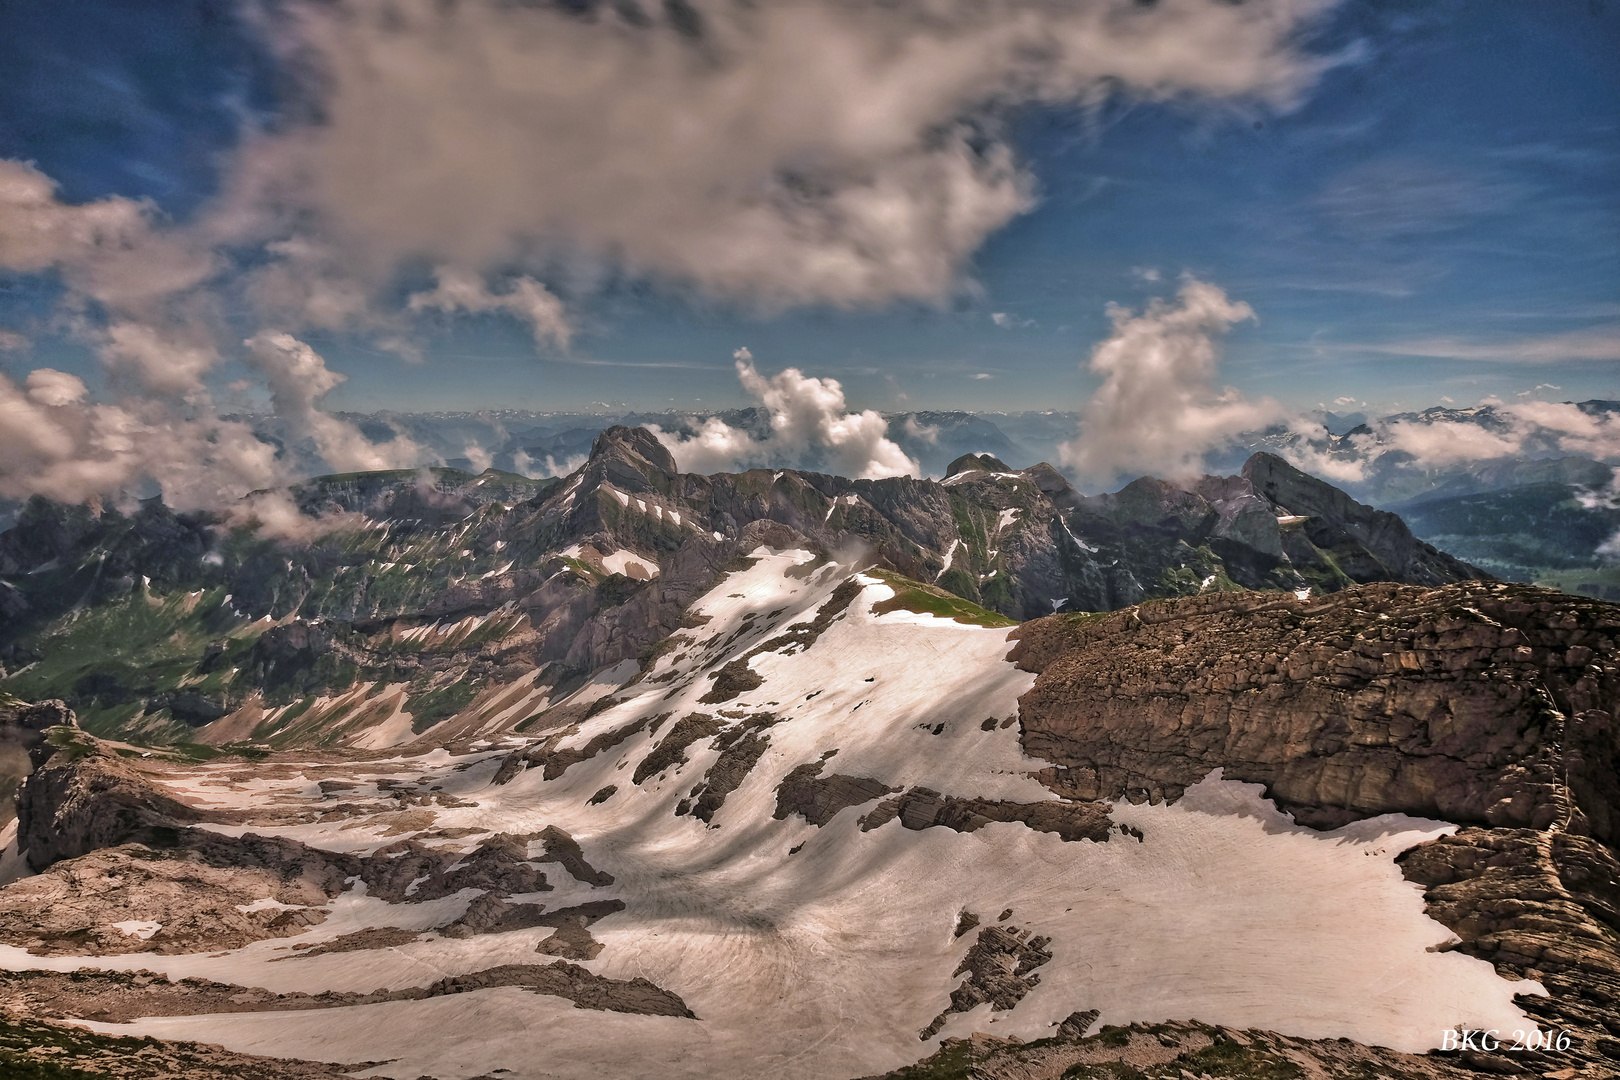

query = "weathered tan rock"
1004;579;1620;1077
1397;828;1620;1075
17;747;208;872
1011;581;1620;840
773;759;898;826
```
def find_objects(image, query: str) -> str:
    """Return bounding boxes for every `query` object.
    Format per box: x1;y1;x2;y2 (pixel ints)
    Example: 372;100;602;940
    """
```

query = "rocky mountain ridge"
0;426;1481;752
0;569;1613;1079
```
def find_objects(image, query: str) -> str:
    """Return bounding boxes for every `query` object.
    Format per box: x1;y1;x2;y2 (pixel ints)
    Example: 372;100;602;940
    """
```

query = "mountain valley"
0;432;1614;1079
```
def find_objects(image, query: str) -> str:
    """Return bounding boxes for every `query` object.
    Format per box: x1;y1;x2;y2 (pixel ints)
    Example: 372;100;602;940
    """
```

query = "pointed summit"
585;426;678;494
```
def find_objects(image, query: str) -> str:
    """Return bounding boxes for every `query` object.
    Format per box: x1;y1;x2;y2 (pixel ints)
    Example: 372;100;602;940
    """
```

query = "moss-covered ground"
868;570;1018;628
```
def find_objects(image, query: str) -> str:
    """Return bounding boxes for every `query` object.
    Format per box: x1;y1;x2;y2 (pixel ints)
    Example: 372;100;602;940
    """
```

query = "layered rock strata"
1009;580;1620;1076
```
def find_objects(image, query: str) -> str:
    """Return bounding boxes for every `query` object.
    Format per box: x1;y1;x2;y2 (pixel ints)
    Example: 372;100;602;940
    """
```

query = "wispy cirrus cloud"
1350;325;1620;363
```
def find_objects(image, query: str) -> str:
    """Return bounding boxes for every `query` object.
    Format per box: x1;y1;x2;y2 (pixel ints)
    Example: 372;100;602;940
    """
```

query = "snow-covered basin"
13;548;1542;1079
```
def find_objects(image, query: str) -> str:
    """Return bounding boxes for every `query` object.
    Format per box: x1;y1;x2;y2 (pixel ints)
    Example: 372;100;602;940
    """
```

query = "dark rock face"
684;712;778;822
17;751;207;872
1012;581;1620;840
531;899;627;960
919;921;1053;1039
856;788;1115;843
632;711;724;784
772;760;897;826
1244;452;1483;588
1397;828;1620;1075
0;698;74;766
535;825;615;886
494;711;667;785
0;697;75;822
944;452;1012;477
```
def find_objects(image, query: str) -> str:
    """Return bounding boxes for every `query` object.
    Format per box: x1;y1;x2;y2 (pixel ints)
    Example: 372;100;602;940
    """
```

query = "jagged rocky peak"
1092;474;1215;531
1243;451;1482;586
0;495;106;576
583;425;679;494
1021;461;1076;501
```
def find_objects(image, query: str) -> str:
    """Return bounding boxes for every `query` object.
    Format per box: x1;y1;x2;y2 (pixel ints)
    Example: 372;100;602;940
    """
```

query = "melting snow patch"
234;899;300;915
599;550;659;580
1057;518;1098;553
111;921;161;940
554;659;642;711
29;554;1547;1080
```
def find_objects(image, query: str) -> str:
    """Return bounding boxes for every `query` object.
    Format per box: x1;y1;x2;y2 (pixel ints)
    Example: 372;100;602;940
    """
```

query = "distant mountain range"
4;398;1613;599
338;399;1620;586
314;407;1061;480
0;426;1477;749
3;427;1616;1080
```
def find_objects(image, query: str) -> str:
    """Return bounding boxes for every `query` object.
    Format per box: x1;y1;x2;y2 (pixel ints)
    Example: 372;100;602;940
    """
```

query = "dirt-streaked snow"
18;548;1544;1079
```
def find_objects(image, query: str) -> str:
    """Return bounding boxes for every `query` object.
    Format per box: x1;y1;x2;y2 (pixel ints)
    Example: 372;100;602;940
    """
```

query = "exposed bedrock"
1010;579;1620;1075
6;748;566;955
918;921;1054;1040
2;957;694;1023
0;697;73;770
1011;580;1620;840
772;758;898;826
0;696;73;827
16;747;208;872
1397;827;1620;1074
857;788;1115;843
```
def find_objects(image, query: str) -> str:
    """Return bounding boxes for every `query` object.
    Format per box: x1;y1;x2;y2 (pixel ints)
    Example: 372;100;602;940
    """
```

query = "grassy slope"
868;569;1018;628
0;586;262;742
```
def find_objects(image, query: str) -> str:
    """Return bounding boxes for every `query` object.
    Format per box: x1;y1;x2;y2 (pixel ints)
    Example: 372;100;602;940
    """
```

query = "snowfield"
7;548;1544;1079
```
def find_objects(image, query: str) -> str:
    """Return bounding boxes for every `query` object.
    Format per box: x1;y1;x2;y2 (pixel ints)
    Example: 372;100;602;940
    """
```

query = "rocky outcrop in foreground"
863;1018;1574;1080
1011;580;1617;839
0;1006;363;1079
1008;580;1620;1076
0;695;71;827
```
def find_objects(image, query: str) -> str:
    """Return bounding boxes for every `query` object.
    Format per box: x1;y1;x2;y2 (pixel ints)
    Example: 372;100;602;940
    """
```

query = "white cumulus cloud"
653;348;918;479
245;333;423;474
1061;278;1282;481
232;0;1337;311
407;266;572;350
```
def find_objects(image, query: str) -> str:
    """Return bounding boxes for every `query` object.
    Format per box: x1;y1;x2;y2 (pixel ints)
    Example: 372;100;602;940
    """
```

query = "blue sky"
0;0;1616;419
